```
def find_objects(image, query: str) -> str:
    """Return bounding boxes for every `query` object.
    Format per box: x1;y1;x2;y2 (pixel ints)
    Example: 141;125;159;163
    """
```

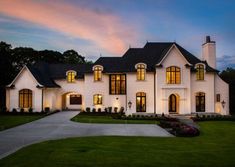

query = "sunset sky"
0;0;234;70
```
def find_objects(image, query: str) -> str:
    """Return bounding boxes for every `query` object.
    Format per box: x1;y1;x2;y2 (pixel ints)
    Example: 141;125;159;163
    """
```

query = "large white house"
6;36;229;115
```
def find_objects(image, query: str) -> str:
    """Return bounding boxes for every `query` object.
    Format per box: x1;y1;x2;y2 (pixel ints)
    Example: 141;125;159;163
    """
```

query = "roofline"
156;44;192;66
7;65;44;88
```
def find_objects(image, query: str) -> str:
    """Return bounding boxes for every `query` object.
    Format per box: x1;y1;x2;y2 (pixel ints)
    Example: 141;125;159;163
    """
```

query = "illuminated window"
19;89;32;108
136;64;146;80
67;71;76;83
136;92;146;112
166;66;181;84
93;94;102;105
196;64;204;80
216;94;220;102
196;92;205;112
110;74;126;94
94;66;102;81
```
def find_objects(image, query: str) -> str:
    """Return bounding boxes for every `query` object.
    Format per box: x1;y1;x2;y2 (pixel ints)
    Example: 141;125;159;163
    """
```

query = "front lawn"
0;114;44;131
71;114;159;124
0;121;235;167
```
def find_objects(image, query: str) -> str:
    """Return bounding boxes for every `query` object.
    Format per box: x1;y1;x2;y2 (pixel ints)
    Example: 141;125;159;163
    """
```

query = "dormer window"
136;63;146;81
93;65;103;81
196;64;204;80
166;66;181;84
66;71;76;83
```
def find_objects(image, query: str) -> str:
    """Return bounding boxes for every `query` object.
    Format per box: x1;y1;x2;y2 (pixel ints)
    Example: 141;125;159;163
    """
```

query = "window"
110;74;126;94
166;66;181;84
196;64;204;80
93;94;102;105
136;92;146;112
196;92;205;112
136;64;146;80
67;71;76;83
70;94;82;105
94;66;102;81
216;94;221;102
19;89;32;108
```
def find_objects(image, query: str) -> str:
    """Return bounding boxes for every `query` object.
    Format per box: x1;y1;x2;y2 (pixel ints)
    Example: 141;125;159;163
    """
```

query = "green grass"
71;114;159;124
0;114;44;131
0;121;235;167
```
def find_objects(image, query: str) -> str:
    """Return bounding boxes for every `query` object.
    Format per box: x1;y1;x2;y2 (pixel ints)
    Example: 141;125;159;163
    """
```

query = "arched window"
19;89;32;108
196;64;204;80
93;94;102;105
67;71;76;83
196;92;205;112
136;92;146;112
136;64;146;80
166;66;181;84
93;66;103;81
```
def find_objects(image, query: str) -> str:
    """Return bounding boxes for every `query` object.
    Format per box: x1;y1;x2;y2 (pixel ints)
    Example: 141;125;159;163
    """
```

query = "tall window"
93;94;102;105
136;92;146;112
110;74;126;94
196;64;204;80
196;92;205;112
67;71;76;83
70;94;82;105
19;89;32;108
166;66;181;84
136;64;146;80
94;66;102;81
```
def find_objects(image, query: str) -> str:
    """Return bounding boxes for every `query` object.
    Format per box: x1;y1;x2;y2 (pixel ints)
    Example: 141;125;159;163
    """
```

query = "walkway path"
0;111;172;159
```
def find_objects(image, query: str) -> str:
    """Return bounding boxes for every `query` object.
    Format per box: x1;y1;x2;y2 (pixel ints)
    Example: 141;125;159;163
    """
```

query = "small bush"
44;107;50;113
20;108;24;113
175;125;200;137
114;107;118;113
108;107;112;113
92;108;96;113
28;108;33;113
119;107;124;113
104;107;108;113
12;108;17;113
98;108;102;112
86;107;91;113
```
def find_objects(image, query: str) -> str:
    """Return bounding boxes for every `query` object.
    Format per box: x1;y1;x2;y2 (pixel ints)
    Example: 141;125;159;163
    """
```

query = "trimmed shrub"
98;108;102;112
119;107;124;114
12;108;17;113
175;125;200;137
20;108;24;113
114;107;118;113
44;107;50;113
92;108;96;113
108;107;112;113
86;107;91;113
28;108;33;113
104;107;108;113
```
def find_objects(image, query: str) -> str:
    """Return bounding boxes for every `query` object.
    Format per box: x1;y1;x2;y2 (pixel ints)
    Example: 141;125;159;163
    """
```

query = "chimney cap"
203;35;215;45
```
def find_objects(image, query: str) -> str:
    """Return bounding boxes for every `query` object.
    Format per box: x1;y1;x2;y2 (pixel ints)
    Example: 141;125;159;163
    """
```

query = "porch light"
128;101;132;109
221;100;226;108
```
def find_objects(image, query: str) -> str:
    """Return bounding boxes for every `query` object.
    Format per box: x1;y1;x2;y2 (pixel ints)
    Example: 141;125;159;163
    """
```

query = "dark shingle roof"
94;42;218;73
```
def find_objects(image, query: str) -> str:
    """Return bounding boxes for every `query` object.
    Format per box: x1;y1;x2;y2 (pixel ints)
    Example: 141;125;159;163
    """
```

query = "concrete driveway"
0;111;172;159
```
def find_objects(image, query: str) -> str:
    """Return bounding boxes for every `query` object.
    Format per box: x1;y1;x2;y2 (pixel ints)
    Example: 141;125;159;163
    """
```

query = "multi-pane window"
94;66;102;81
110;74;126;94
93;94;102;105
166;66;181;84
216;94;221;102
196;92;205;112
19;89;32;108
70;94;82;105
136;92;146;112
67;71;76;83
136;64;146;80
196;64;204;80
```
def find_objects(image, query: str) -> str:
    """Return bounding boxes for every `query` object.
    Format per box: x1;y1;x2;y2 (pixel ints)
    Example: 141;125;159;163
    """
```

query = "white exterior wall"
215;75;229;115
126;73;154;114
156;46;191;114
8;68;42;112
84;74;126;111
191;72;215;113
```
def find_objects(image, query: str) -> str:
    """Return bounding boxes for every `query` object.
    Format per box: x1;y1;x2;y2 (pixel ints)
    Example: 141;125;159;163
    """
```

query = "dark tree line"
0;41;93;108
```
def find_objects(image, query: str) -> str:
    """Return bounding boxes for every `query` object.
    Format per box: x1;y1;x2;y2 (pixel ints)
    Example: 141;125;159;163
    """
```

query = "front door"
136;92;146;112
169;94;177;113
196;92;205;112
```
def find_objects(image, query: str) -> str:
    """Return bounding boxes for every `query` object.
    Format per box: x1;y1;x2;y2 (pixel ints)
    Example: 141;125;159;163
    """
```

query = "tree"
63;50;85;64
220;68;235;115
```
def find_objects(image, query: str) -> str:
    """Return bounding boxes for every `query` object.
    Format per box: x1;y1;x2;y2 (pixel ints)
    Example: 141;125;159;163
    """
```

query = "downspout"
41;89;44;112
154;70;156;115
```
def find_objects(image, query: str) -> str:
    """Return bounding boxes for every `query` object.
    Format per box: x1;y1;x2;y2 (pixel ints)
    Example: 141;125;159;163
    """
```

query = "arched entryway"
62;92;82;110
168;94;179;114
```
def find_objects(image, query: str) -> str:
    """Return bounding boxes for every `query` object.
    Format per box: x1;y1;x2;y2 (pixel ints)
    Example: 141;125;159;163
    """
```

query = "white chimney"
202;36;216;68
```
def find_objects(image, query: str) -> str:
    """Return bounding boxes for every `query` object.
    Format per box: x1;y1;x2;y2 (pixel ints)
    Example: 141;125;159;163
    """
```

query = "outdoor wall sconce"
116;97;119;100
221;100;226;108
128;101;132;109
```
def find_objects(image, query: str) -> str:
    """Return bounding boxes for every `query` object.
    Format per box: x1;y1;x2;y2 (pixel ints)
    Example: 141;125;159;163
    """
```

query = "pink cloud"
0;0;137;55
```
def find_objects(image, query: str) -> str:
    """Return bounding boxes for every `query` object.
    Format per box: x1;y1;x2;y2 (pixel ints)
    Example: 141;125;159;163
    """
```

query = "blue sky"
0;0;234;70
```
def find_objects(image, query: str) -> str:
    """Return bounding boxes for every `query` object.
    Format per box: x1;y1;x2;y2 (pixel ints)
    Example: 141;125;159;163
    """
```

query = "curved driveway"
0;111;172;159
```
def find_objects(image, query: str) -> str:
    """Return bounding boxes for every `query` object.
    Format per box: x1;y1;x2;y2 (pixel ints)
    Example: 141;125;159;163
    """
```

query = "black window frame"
166;66;181;84
19;89;32;108
109;74;126;95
